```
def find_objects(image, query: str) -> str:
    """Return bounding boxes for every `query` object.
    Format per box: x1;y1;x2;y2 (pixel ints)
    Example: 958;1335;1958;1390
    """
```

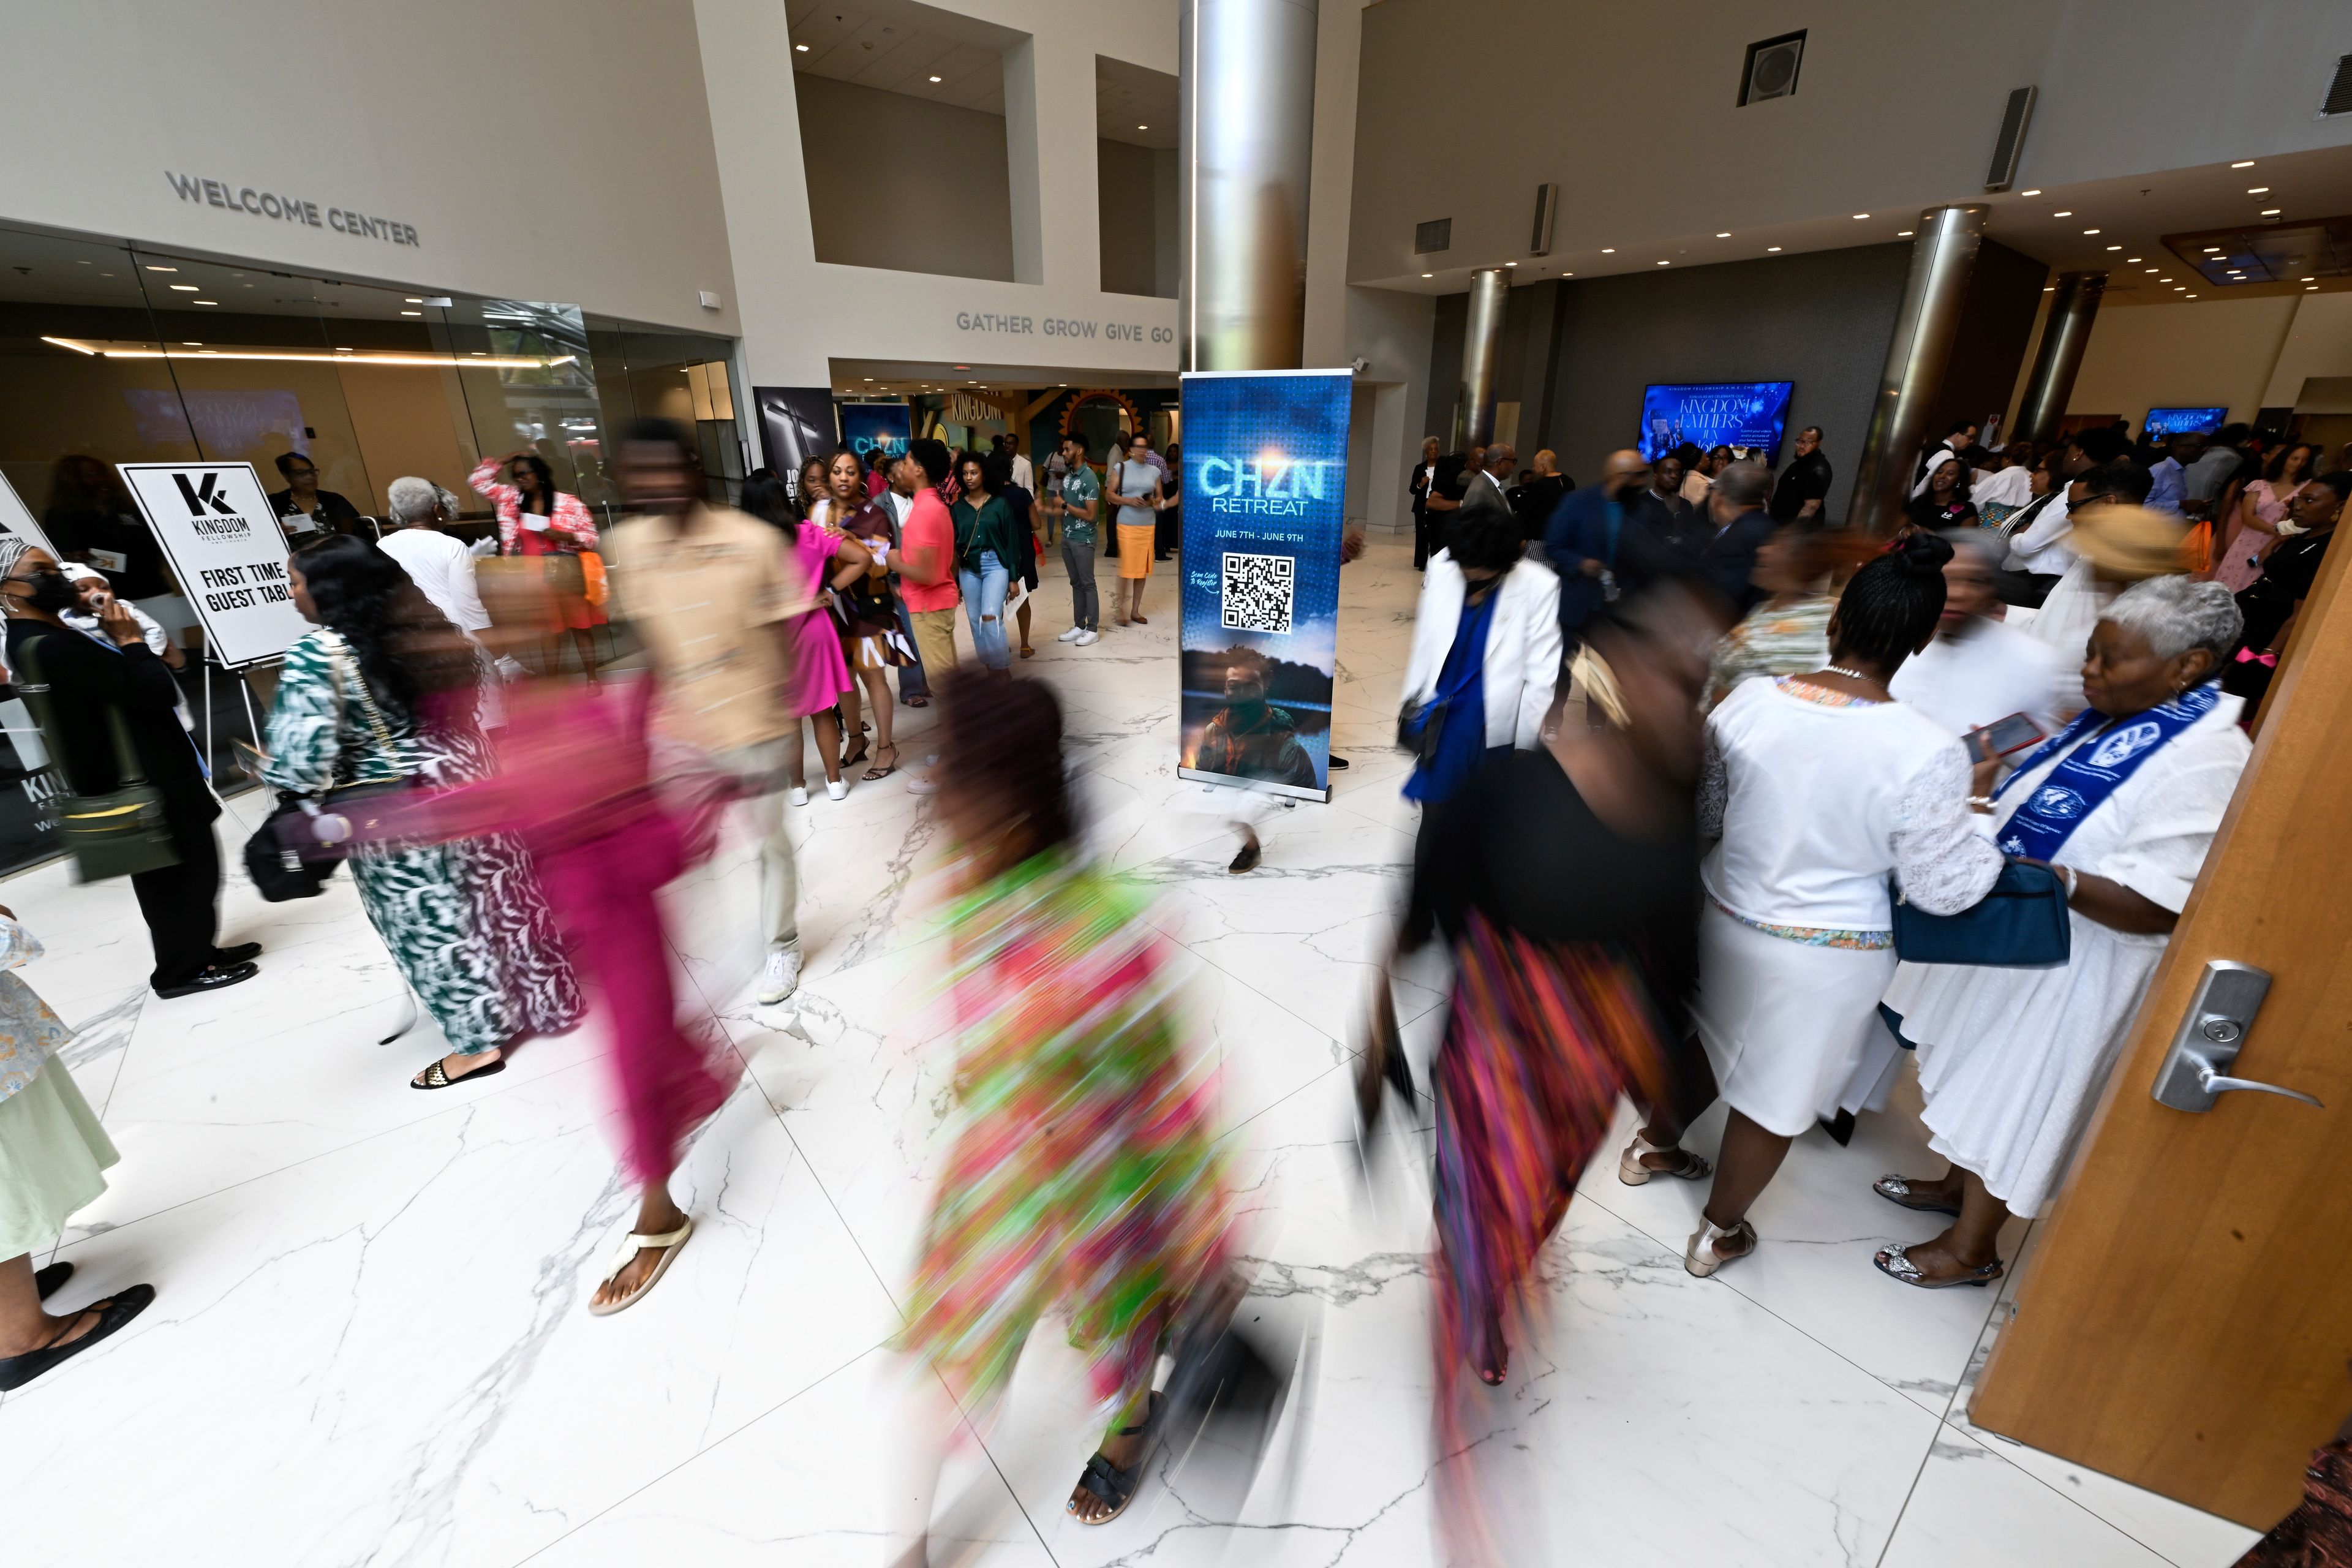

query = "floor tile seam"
502;1337;902;1568
45;1051;618;1250
1931;1414;2222;1568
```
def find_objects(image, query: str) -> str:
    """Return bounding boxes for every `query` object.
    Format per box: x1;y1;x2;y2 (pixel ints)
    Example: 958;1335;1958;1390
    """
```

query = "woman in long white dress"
1632;534;2007;1277
1872;576;2250;1287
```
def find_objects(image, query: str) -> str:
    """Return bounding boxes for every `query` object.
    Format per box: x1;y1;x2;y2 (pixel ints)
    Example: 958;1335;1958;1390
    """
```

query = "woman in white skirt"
1631;535;2005;1276
1872;576;2250;1287
0;911;155;1389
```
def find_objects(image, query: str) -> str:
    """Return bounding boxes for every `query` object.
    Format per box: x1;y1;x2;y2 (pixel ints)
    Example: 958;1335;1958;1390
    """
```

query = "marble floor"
0;537;2259;1567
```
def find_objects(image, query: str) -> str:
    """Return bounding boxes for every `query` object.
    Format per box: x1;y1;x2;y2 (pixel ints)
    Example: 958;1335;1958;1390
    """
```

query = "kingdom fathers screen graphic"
1177;369;1351;802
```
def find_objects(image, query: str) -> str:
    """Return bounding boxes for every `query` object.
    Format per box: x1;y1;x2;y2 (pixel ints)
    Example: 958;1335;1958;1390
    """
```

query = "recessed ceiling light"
405;297;423;303
2185;293;2198;299
336;347;353;352
2082;228;2100;235
2247;187;2269;194
929;75;941;82
1563;271;1574;276
2203;246;2222;252
2262;209;2281;216
1898;229;1914;236
145;265;176;273
1137;123;1147;129
1852;213;1869;220
2043;286;2056;292
1656;260;1670;265
794;42;808;51
864;377;873;381
400;309;421;315
472;350;486;355
1766;246;1782;252
194;300;216;306
2145;268;2159;273
2126;256;2142;262
1504;261;1518;267
2106;245;2121;251
168;283;198;291
1715;232;1731;238
2020;189;2042;197
2302;276;2316;282
2174;286;2187;291
1601;247;1615;254
2053;209;2073;217
2232;160;2255;168
1420;272;1433;278
2309;285;2320;291
181;341;200;346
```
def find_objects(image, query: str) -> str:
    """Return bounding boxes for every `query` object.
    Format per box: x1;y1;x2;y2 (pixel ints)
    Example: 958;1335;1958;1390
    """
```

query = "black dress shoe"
0;1284;156;1391
210;941;263;965
1818;1109;1857;1147
153;961;258;999
35;1261;72;1300
1328;755;1351;771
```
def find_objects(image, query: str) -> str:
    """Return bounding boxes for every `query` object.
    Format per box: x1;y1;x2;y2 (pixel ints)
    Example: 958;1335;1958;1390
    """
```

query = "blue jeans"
956;550;1011;670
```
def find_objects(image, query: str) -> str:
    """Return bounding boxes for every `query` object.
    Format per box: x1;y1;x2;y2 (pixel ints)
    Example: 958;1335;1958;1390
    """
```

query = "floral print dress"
896;851;1229;1419
262;630;580;1054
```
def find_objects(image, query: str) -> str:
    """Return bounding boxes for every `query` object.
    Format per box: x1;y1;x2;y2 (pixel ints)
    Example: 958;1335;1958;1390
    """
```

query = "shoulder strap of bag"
316;630;407;788
15;632;148;788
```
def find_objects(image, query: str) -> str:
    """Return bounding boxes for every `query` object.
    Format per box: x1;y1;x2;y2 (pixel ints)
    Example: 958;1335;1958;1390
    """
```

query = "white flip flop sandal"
587;1217;693;1316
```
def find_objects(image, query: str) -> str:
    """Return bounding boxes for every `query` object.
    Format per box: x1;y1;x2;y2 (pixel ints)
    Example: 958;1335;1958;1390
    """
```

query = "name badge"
524;514;552;532
86;547;129;573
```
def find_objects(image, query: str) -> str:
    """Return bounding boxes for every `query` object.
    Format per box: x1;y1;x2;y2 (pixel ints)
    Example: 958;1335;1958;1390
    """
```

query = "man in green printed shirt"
1046;434;1103;645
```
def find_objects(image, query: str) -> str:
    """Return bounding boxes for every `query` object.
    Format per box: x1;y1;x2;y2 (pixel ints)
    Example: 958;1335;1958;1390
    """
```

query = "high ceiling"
786;0;1022;116
1095;57;1177;151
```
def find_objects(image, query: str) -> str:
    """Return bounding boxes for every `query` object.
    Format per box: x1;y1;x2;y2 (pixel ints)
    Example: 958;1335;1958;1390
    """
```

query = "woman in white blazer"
1399;506;1564;805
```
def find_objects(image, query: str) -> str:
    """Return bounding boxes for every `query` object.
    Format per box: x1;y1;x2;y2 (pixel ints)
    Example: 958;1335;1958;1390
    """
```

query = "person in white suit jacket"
1399;506;1564;807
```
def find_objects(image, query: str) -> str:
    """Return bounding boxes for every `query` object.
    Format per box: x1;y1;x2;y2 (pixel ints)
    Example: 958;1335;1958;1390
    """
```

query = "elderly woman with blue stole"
1873;571;2251;1289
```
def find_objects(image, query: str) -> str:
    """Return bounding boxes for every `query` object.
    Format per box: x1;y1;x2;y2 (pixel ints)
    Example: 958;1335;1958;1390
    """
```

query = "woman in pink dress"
2212;441;2318;593
742;467;861;802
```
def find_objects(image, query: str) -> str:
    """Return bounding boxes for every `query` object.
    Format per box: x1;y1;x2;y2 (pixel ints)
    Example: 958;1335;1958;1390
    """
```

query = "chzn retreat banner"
1177;369;1350;803
839;402;912;467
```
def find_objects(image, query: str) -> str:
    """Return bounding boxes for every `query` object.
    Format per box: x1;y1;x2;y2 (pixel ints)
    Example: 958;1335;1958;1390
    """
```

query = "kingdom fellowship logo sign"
174;472;253;540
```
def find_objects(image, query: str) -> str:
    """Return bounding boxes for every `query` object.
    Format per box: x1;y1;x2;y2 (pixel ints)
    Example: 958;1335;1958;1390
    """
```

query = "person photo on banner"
1187;649;1318;875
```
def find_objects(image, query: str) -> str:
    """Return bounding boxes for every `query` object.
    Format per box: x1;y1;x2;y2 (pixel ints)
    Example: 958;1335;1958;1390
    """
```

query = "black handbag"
242;635;415;900
15;636;182;881
1889;861;2071;968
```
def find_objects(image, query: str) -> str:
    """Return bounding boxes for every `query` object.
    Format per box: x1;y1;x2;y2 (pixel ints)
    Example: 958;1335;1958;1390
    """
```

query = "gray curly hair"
386;476;443;524
2102;575;2243;664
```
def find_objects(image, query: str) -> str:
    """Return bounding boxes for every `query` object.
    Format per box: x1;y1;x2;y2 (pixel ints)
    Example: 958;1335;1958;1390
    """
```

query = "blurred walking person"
264;534;581;1087
889;673;1231;1558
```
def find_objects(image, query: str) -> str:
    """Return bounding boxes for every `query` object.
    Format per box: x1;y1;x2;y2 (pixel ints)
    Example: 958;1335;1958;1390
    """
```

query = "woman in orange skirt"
1108;431;1166;627
470;451;605;678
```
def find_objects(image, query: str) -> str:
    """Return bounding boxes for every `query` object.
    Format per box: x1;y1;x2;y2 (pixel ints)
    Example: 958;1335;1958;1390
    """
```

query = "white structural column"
1180;0;1319;371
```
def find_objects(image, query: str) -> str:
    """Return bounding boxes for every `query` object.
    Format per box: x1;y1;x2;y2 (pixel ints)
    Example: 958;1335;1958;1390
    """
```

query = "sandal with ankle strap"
1874;1243;2002;1289
862;742;900;782
586;1218;695;1316
412;1055;507;1090
1068;1391;1164;1525
1872;1175;1964;1217
1618;1133;1712;1186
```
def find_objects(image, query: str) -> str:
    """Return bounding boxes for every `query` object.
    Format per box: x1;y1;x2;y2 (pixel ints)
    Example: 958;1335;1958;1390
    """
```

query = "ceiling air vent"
1985;86;2036;191
2323;55;2352;116
1740;31;1805;105
1414;219;1452;255
1529;184;1559;256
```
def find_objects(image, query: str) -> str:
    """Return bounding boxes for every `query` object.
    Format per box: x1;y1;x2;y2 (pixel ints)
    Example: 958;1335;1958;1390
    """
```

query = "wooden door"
1969;536;2352;1526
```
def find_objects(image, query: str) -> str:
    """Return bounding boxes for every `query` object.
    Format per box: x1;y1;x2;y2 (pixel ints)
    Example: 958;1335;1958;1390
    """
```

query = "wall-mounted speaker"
1414;218;1452;255
1985;86;2037;191
1529;183;1558;257
1739;31;1804;106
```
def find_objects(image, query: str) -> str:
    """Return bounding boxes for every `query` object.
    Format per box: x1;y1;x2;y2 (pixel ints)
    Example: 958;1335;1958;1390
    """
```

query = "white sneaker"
1074;628;1099;645
788;785;809;807
825;778;849;801
1056;625;1084;643
905;771;939;796
756;948;802;1005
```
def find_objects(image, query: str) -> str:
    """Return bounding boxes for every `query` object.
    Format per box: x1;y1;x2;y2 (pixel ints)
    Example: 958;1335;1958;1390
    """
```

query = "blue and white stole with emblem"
1992;682;2223;862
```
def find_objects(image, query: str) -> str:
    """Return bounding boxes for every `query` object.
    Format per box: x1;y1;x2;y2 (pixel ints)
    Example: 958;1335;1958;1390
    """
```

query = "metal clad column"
1180;0;1320;371
1845;203;1988;533
2014;271;2109;447
1460;267;1509;447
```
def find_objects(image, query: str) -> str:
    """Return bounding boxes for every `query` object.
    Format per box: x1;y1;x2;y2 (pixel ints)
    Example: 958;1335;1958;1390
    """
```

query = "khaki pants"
909;608;959;677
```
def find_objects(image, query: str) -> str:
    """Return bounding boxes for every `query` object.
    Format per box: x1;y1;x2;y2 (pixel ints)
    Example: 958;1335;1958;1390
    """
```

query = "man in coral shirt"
897;439;961;796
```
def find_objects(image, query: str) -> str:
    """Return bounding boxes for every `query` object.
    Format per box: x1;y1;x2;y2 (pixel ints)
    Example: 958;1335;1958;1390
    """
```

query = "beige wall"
2065;296;2301;431
797;75;1016;281
1097;140;1177;298
0;0;737;334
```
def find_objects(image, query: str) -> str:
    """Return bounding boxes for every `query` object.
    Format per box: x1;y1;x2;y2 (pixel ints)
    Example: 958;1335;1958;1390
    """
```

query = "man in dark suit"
1544;448;1674;649
1455;442;1517;527
1697;461;1779;615
1508;448;1570;541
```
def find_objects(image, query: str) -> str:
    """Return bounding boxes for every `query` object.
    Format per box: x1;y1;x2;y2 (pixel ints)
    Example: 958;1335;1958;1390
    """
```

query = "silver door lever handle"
2152;960;2329;1114
2196;1064;2323;1109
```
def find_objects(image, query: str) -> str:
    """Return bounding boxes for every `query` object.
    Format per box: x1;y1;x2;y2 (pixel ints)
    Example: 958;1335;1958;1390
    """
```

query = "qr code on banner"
1221;551;1295;635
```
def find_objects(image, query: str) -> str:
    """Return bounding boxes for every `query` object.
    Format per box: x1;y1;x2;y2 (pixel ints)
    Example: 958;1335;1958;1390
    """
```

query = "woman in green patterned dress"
263;535;580;1087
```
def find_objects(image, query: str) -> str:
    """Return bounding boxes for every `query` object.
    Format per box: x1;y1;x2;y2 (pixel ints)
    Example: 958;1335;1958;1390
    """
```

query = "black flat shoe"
412;1056;508;1090
153;962;258;999
35;1261;72;1300
0;1284;156;1391
1227;839;1261;875
209;941;264;966
1327;755;1350;771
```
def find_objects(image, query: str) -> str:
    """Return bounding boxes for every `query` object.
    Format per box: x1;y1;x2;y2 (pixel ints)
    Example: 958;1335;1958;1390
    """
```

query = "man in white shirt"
995;433;1035;496
377;476;491;632
1890;530;2063;741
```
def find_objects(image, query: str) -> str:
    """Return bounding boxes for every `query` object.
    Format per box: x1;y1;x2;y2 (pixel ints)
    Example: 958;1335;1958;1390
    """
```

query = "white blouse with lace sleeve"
1890;741;2005;916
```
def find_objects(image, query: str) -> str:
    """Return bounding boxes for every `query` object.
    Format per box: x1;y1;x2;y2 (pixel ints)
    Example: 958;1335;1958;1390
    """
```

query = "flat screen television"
1640;381;1795;466
2142;405;2228;440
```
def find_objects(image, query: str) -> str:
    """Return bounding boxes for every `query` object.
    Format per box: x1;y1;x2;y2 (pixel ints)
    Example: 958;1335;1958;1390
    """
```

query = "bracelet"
1967;794;1996;812
2059;865;2078;898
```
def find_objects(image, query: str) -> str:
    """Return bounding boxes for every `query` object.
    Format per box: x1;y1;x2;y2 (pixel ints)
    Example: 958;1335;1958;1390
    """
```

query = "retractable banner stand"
1177;369;1351;803
752;385;839;503
839;402;913;467
115;462;306;668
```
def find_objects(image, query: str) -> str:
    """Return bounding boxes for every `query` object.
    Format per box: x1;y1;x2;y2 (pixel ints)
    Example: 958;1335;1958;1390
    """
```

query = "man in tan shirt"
605;418;815;1005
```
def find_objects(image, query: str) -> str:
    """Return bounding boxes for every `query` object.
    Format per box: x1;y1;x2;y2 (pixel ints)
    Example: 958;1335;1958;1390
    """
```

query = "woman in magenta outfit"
743;468;859;801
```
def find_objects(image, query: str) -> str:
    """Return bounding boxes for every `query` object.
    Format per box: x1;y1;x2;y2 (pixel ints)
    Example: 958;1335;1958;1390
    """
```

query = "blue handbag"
1888;861;2071;968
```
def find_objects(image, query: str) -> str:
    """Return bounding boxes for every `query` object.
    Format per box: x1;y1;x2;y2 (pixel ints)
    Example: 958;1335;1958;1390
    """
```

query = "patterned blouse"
0;919;72;1107
260;629;437;795
1703;594;1835;709
469;456;599;557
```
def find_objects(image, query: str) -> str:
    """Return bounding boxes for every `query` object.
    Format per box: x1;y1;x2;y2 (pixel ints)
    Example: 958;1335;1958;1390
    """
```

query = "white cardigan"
1399;552;1563;750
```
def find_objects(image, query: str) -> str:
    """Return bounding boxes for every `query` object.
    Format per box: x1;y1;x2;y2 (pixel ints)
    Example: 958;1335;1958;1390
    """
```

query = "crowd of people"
0;396;2335;1559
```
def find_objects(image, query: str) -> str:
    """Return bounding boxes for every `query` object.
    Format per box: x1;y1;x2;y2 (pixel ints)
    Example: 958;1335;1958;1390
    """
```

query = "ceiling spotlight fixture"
2082;228;2100;235
194;300;216;306
1766;245;1782;252
2105;245;2121;251
2185;293;2198;299
1420;272;1433;278
405;296;423;303
928;74;941;82
2127;256;2142;262
145;265;176;273
1601;247;1615;254
1852;213;1869;220
181;341;200;347
2309;285;2320;291
2247;187;2269;194
168;284;198;291
1563;271;1575;276
400;309;421;315
2262;209;2281;216
2174;285;2187;291
1137;123;1148;130
2020;189;2042;197
2145;268;2159;273
864;377;873;381
1715;232;1731;238
1898;229;1915;236
1656;260;1670;265
2231;160;2255;168
2304;276;2318;282
2052;209;2073;217
1504;261;1518;267
2203;246;2222;252
795;42;808;51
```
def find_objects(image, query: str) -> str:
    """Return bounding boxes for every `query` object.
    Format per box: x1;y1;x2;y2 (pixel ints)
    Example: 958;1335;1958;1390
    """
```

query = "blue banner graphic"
2142;405;2226;440
1177;369;1351;801
1638;380;1795;464
839;402;912;465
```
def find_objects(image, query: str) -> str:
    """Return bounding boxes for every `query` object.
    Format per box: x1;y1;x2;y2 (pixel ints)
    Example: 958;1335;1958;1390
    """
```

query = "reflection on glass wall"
0;217;742;875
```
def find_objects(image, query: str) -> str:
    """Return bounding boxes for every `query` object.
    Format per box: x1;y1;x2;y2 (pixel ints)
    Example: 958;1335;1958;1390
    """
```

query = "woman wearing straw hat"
2023;485;2191;720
